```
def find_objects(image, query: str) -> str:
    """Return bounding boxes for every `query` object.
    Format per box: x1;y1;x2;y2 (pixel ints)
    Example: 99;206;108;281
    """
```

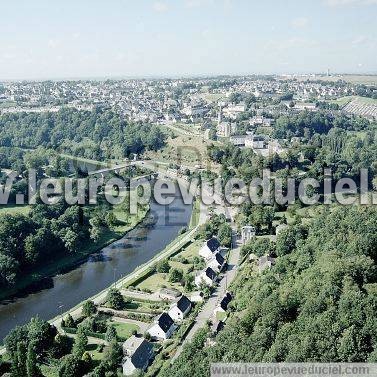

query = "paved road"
172;230;241;361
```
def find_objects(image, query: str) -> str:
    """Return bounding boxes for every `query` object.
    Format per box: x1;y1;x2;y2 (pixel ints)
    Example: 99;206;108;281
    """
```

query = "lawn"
329;95;377;107
199;92;226;103
328;96;353;107
169;260;192;273
189;198;200;228
0;204;30;215
111;321;139;340
180;240;201;259
144;134;221;171
136;272;182;292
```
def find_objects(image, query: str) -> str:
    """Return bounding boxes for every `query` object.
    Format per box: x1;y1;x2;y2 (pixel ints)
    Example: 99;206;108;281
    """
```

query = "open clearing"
145;134;221;171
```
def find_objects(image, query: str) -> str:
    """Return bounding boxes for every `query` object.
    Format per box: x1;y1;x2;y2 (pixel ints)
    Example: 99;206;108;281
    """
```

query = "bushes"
82;300;97;317
156;259;170;273
241;238;276;258
106;288;126;310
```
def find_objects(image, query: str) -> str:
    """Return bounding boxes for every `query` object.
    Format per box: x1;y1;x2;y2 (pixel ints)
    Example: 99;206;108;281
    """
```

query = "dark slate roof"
214;252;225;265
219;292;232;310
130;339;154;369
211;320;225;334
205;267;217;281
157;313;174;333
176;295;191;313
207;237;220;253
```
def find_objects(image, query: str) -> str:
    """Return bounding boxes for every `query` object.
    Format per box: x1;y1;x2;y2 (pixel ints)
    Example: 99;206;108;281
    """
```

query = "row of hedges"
62;327;106;340
125;267;155;288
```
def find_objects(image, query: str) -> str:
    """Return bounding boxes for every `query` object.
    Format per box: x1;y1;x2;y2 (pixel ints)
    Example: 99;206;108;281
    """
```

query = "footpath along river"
0;193;192;341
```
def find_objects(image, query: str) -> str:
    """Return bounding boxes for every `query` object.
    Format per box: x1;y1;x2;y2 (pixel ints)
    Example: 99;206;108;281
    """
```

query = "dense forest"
163;206;377;376
0;107;166;292
0;107;166;160
0;202;104;288
273;111;370;139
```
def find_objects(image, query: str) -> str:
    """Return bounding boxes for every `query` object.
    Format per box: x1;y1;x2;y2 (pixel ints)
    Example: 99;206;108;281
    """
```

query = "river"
0;193;192;341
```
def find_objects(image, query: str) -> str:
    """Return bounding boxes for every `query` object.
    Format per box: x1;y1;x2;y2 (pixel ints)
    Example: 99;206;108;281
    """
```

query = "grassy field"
144;134;221;171
199;92;226;103
328;96;353;107
136;272;183;292
169;259;193;273
133;239;201;292
179;240;201;259
329;95;377;107
111;321;139;340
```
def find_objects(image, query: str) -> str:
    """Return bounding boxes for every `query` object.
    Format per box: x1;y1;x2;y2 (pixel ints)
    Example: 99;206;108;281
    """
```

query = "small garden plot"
136;272;184;293
110;321;139;340
179;240;201;259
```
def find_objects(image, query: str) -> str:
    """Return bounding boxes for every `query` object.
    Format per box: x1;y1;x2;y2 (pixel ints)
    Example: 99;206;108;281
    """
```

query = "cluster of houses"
122;294;193;375
147;294;193;341
120;223;290;375
2;76;373;126
195;237;226;288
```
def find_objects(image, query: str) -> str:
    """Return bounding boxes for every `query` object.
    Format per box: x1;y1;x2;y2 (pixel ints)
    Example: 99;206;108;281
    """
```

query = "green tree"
169;268;184;283
105;325;117;342
106;288;125;310
89;217;102;242
0;253;18;288
156;259;170;273
26;341;40;377
82;300;97;317
105;212;118;228
218;223;232;247
62;229;79;253
102;340;122;372
11;341;27;377
58;355;83;377
72;327;87;358
63;314;75;328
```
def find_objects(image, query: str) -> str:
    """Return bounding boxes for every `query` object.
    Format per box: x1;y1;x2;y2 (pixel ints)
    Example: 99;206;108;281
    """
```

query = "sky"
0;0;376;80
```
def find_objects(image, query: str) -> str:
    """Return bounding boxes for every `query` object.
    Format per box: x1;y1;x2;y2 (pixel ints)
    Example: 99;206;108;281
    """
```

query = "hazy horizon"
1;0;376;80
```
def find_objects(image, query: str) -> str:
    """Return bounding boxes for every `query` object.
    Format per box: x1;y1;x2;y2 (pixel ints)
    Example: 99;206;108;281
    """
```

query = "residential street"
172;230;241;361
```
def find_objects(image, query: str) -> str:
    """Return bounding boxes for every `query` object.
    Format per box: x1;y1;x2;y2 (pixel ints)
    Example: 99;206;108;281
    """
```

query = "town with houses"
1;74;377;376
1;75;376;163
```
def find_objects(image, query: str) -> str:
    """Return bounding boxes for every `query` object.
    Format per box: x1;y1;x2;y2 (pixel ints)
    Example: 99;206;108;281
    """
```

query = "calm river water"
0;193;192;341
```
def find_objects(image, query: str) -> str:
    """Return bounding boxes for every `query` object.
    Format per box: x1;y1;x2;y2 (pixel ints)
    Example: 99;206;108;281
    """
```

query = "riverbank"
0;182;202;353
48;220;200;329
0;205;150;302
46;193;203;328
